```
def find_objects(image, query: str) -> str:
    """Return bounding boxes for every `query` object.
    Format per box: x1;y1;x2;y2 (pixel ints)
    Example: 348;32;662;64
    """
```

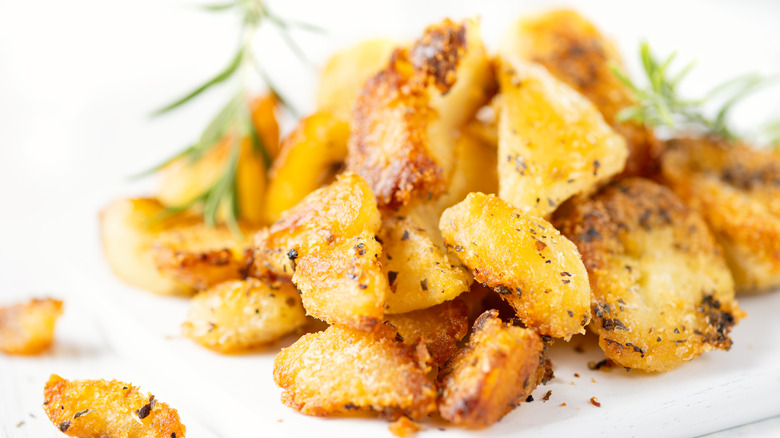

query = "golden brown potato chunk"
273;323;437;420
496;56;628;217
379;215;471;314
440;193;591;339
43;375;186;438
263;112;351;224
293;232;388;330
250;93;280;160
438;310;546;428
181;278;306;353
555;178;745;372
0;298;63;355
501;9;658;177
661;136;780;292
384;299;469;367
252;172;381;277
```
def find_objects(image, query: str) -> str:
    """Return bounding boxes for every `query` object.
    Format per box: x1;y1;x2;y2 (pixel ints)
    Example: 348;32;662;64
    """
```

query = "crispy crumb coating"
43;375;186;438
496;56;628;217
438;310;546;428
501;9;659;177
0;298;63;355
440;193;591;339
273;323;437;420
661;136;780;292
555;178;745;372
388;416;421;437
181;278;306;353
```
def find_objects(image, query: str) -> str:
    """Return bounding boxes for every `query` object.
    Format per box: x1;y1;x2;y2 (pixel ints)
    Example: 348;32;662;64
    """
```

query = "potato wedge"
181;278;306;353
252;172;381;277
293;232;387;330
263;112;350;223
273;323;437;419
554;178;744;372
440;193;591;339
496;56;628;217
43;374;186;438
661;136;780;292
250;93;280;160
0;298;63;355
501;9;658;177
438;310;546;428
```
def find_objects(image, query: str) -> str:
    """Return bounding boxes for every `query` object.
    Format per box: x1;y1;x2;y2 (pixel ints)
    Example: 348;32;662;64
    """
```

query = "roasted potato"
43;375;186;438
501;9;658;177
263;112;350;223
250;93;281;160
438;310;546;428
661;136;780;292
379;215;471;314
554;178;745;372
181;278;306;353
252;172;381;277
440;193;591;339
273;323;437;419
293;232;387;330
496;56;628;217
0;298;63;355
384;299;469;367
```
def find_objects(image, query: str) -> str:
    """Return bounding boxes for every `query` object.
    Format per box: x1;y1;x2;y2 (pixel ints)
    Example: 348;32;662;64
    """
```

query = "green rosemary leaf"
128;144;197;180
198;2;235;12
203;135;241;227
246;112;272;169
190;93;244;162
253;60;300;117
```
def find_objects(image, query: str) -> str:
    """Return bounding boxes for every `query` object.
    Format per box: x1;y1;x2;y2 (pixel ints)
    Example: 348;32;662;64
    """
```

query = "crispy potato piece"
379;215;471;314
501;9;658;177
388;416;421;437
252;172;381;277
0;298;63;355
181;278;306;353
554;178;744;372
273;323;437;419
384;299;469;367
438;310;546;428
293;232;387;330
43;375;185;438
496;56;628;217
151;223;251;291
661;136;780;292
317;38;399;121
100;198;202;295
250;93;280;159
440;193;591;339
263;113;351;223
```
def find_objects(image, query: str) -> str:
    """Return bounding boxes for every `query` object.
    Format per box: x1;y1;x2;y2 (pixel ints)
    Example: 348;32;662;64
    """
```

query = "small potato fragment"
293;232;387;330
661;136;780;292
440;193;591;339
554;178;744;372
264;112;351;223
43;375;186;438
380;216;471;314
273;323;437;419
181;278;306;353
250;93;281;159
252;172;381;277
438;310;546;428
496;57;628;217
0;298;63;355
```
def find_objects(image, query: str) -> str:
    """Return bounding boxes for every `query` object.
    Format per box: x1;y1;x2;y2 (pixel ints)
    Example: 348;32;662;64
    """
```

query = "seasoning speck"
73;409;93;419
59;421;71;432
589;396;601;407
525;395;534;402
542;390;552;402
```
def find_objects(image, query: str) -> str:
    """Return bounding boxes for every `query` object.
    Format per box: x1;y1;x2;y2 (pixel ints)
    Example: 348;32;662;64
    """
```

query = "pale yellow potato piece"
264;112;350;224
440;192;590;339
496;56;627;217
250;93;281;160
0;298;63;355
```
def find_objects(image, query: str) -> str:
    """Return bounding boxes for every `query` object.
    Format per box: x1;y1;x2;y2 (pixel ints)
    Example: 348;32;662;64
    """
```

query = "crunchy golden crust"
181;278;306;353
293;232;388;330
384;299;469;367
440;193;591;339
273;323;437;419
501;9;658;177
661;136;780;292
43;375;186;438
438;310;545;428
388;416;421;437
496;56;628;217
555;178;744;372
252;172;381;277
0;298;63;355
